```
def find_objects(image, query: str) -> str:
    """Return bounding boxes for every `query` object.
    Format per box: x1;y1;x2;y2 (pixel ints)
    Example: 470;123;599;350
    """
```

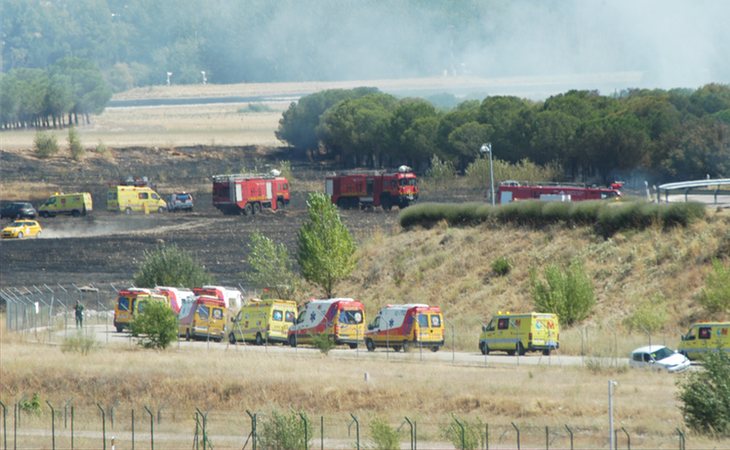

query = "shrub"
18;393;42;415
96;140;113;159
130;300;178;349
678;350;730;436
442;416;483;450
258;409;311;450
424;155;456;188
623;295;667;334
61;332;99;355
491;256;512;276
34;132;59;159
541;201;571;224
568;201;603;225
311;333;336;355
133;244;214;288
68;127;84;161
699;259;730;314
369;416;400;450
661;202;706;228
531;260;595;326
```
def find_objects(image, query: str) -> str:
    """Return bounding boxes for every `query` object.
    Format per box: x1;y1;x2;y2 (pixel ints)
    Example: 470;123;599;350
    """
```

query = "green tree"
531;260;595;326
297;193;356;298
68;127;84;161
133;244;214;288
130;300;178;349
243;231;300;299
678;351;730;435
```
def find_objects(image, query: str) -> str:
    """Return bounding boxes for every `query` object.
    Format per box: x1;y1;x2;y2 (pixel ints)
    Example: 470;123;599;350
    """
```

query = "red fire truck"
325;166;419;210
212;173;290;215
497;181;622;203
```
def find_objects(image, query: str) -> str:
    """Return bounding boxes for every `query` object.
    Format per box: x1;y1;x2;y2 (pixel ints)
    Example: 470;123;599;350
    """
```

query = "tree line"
0;57;111;130
277;84;730;183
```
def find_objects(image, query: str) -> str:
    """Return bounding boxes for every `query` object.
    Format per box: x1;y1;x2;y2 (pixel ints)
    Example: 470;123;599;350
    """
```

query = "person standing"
75;301;84;328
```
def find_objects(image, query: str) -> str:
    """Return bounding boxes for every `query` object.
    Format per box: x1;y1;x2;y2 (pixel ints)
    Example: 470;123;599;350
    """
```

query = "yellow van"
365;304;444;352
288;298;366;349
228;299;298;345
479;312;559;356
113;289;167;332
38;192;93;217
678;322;730;360
107;186;166;214
178;296;227;341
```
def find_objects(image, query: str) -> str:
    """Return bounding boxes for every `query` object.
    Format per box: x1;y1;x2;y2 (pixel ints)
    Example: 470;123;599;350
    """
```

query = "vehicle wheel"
402;341;410;353
365;339;375;352
229;333;237;345
185;329;192;341
17;232;23;239
517;342;526;356
243;203;253;216
158;207;165;213
40;211;49;218
71;210;81;217
381;195;392;211
255;332;264;346
125;207;132;215
431;346;440;352
393;345;402;352
336;198;347;209
289;335;297;347
116;326;124;333
348;343;358;349
542;348;552;356
253;203;261;214
506;349;515;356
35;231;41;238
277;198;286;209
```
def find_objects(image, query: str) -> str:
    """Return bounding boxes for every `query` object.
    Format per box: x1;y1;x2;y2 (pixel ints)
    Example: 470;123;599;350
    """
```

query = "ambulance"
287;298;365;349
113;288;168;332
364;304;444;352
38;192;93;217
107;185;167;214
177;296;227;341
228;299;298;345
193;286;243;310
678;322;730;360
479;312;559;356
155;286;194;314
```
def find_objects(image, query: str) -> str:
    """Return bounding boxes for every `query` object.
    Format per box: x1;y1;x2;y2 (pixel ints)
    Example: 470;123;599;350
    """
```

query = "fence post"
621;427;630;450
46;401;55;450
131;409;135;450
0;400;6;450
97;403;106;450
246;410;257;450
195;408;208;450
565;425;574;450
70;405;74;450
511;422;521;450
545;426;549;450
676;428;685;450
451;324;456;364
320;416;324;450
298;412;309;450
143;406;154;450
402;417;414;450
349;414;360;450
484;423;488;450
453;416;465;450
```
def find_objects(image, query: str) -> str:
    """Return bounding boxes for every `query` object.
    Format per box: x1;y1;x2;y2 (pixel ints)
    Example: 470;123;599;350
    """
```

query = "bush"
699;259;730;314
34;132;59;159
424;155;456;188
311;333;336;355
96;140;113;159
678;350;730;436
258;409;311;450
623;295;667;334
491;256;512;276
18;393;42;415
661;202;706;228
130;300;178;349
61;332;99;355
531;260;595;326
369;416;400;450
68;127;84;161
442;416;483;450
133;244;214;288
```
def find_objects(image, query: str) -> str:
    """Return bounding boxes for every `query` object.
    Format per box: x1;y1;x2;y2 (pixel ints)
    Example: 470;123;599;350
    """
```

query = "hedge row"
399;201;706;236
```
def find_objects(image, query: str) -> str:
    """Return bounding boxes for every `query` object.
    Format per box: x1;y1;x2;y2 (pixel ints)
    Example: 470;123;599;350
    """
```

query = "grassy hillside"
339;207;730;352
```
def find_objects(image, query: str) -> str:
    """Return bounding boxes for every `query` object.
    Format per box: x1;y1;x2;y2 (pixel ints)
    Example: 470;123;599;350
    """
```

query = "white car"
629;345;691;373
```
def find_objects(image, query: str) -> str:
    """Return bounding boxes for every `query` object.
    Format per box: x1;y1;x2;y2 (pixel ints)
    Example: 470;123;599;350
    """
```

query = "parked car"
166;192;194;212
0;202;37;219
629;345;691;373
2;220;42;239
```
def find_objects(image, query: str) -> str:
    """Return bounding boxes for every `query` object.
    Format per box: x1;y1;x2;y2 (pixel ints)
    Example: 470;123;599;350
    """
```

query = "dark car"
0;202;37;219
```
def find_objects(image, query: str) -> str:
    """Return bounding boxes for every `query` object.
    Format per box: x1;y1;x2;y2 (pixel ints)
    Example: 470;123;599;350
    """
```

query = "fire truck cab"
325;165;418;210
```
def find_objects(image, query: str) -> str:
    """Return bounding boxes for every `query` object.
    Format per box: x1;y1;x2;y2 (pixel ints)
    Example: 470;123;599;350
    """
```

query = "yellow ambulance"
107;185;166;214
113;289;168;332
228;299;298;345
364;304;444;352
38;192;93;217
479;312;559;356
678;322;730;360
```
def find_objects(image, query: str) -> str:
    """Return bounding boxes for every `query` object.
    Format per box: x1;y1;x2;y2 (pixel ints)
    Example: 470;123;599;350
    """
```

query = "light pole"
608;380;618;450
480;143;495;206
166;71;173;86
201;71;207;85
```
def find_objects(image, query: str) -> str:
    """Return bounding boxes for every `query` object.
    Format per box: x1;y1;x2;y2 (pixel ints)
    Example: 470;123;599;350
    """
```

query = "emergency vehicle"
287;298;366;349
178;296;227;341
479;312;559;356
107;185;166;213
228;299;298;345
113;289;168;332
212;172;290;215
325;165;418;210
192;286;243;310
155;286;194;314
38;192;93;217
364;304;444;352
497;181;621;204
678;322;730;360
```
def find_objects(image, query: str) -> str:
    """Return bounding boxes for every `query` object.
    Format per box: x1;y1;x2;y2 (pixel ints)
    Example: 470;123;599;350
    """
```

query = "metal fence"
0;401;692;450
